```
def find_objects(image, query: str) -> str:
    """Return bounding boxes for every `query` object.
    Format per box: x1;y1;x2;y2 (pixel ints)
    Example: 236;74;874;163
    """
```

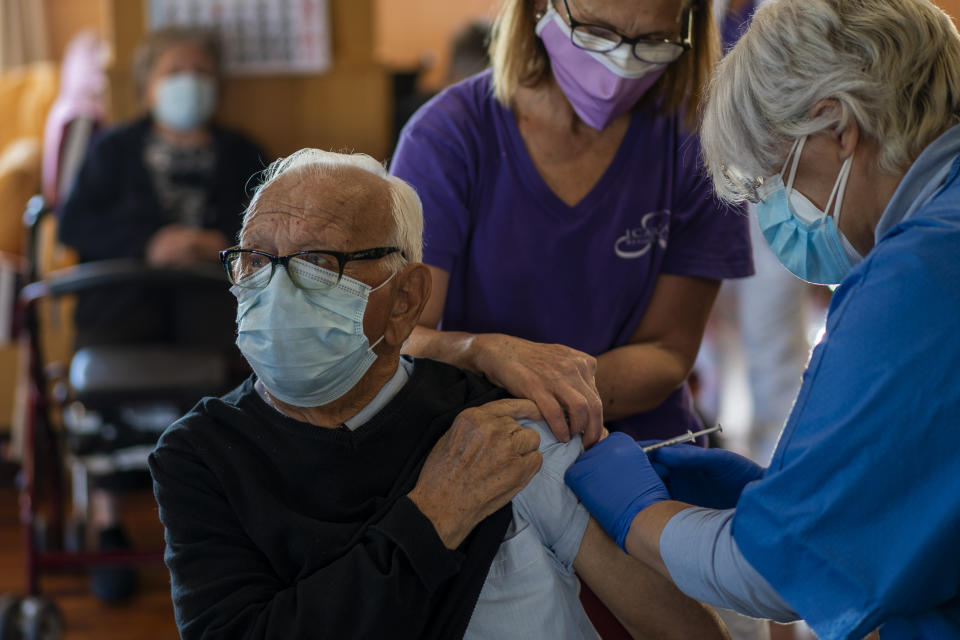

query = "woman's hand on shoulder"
472;333;603;446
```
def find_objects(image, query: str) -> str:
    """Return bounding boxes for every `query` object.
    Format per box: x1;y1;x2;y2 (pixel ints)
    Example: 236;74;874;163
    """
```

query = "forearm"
60;202;158;260
153;446;463;640
408;482;477;548
188;229;231;262
169;498;460;640
574;517;729;640
625;503;798;623
595;342;691;421
403;325;482;373
623;500;690;577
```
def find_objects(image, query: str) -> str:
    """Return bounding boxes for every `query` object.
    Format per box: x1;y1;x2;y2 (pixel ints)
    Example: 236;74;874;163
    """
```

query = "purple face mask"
536;5;667;130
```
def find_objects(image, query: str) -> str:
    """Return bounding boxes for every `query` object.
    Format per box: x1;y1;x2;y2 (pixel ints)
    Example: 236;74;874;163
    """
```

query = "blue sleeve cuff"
660;507;798;622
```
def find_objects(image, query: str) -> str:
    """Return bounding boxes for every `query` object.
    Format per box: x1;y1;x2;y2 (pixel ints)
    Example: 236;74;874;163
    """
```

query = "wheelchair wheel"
19;596;63;640
0;595;22;640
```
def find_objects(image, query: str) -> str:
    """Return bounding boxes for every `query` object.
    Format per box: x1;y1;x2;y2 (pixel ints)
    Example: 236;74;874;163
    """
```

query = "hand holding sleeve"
649;445;764;510
564;433;668;550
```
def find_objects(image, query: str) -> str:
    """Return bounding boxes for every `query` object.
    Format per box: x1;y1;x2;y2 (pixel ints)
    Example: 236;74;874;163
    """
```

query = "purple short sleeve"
661;135;754;279
391;87;483;274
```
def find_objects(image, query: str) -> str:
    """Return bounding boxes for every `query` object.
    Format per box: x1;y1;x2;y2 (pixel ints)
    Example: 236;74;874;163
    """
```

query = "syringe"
641;424;723;453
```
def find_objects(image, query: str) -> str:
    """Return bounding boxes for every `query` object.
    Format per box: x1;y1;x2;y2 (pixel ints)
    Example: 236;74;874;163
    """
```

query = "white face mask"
152;71;217;131
232;261;395;408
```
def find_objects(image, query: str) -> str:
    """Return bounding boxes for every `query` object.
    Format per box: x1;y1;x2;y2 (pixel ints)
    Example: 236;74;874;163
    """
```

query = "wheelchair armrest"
19;259;227;306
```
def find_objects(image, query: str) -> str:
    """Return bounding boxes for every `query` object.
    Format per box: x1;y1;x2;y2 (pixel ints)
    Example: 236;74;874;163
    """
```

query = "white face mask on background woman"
152;71;217;131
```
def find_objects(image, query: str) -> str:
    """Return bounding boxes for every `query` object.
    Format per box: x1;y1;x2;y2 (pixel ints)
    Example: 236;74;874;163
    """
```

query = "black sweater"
149;359;513;640
57;116;265;343
58;116;265;262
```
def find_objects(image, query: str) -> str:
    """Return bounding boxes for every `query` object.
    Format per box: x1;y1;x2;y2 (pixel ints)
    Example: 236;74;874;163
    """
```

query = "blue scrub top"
733;150;960;639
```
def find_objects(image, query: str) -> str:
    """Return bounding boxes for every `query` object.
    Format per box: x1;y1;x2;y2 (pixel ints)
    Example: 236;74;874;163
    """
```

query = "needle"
641;424;723;453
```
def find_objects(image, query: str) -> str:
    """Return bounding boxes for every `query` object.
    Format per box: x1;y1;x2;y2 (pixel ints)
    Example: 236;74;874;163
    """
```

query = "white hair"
701;0;960;203
243;148;424;270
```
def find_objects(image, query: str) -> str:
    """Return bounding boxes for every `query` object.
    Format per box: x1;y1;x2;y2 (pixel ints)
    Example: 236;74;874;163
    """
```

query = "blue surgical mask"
152;72;217;131
756;136;862;285
232;260;395;408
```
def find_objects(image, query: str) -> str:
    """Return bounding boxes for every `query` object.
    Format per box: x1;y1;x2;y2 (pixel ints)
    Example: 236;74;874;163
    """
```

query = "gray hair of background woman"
242;149;424;271
701;0;960;203
132;26;223;104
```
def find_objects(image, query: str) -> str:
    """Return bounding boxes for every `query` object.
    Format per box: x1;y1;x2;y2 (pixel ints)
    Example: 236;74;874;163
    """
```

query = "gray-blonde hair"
489;0;719;131
243;149;424;271
701;0;960;203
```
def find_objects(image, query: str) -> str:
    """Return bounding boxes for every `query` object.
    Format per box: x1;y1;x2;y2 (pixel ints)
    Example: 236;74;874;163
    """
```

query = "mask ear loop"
365;270;400;355
783;136;806;195
369;268;399;293
824;151;854;226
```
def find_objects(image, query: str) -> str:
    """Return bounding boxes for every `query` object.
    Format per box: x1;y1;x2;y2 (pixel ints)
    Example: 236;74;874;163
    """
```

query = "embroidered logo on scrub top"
614;210;670;259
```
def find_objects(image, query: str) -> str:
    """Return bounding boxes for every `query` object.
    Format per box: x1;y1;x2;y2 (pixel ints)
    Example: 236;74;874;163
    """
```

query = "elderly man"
149;149;725;639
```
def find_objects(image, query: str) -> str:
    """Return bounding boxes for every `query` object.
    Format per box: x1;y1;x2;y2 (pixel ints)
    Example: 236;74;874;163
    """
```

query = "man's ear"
383;263;432;347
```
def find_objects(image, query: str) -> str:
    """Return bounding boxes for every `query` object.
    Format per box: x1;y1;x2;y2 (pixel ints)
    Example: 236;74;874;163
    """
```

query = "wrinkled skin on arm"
408;398;544;549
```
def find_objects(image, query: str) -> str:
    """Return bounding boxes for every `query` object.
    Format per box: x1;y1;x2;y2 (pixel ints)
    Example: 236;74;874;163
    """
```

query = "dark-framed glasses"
560;0;695;64
220;246;401;290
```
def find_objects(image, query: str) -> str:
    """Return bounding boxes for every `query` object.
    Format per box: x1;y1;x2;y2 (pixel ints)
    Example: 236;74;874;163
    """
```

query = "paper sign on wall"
147;0;332;75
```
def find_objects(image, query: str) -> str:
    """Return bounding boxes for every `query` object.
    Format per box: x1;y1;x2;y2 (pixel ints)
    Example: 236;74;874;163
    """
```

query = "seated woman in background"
57;26;266;603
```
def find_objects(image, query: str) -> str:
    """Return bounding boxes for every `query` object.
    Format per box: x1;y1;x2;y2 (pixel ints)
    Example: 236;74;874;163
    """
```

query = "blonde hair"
244;149;424;269
701;0;960;203
488;0;719;130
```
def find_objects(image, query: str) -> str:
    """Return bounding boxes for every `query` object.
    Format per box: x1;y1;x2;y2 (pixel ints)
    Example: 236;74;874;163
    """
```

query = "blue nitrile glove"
647;444;765;510
564;432;669;550
637;440;668;478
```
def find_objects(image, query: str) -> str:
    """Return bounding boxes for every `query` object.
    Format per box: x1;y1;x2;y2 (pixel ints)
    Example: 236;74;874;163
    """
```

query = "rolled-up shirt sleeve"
510;419;590;570
661;507;798;623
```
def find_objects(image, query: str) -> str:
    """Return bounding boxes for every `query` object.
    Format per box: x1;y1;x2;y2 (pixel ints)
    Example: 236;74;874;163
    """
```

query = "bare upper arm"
574;518;729;640
626;274;721;371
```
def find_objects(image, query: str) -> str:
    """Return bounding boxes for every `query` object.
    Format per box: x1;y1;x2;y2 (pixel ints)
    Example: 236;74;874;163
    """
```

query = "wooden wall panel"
42;0;107;61
38;0;960;161
937;0;960;24
374;0;499;91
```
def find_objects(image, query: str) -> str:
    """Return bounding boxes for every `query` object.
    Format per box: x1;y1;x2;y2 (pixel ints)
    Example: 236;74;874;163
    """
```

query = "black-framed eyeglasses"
220;246;401;290
560;0;695;65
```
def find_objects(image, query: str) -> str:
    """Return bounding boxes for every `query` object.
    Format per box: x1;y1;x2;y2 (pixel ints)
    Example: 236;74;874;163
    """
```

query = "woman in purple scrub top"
391;0;753;448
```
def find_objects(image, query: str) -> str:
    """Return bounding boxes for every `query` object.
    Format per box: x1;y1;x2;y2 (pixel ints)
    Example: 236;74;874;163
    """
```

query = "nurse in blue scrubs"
563;1;960;638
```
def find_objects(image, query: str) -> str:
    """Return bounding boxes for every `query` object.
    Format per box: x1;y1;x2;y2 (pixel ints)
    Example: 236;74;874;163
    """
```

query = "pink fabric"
42;31;108;205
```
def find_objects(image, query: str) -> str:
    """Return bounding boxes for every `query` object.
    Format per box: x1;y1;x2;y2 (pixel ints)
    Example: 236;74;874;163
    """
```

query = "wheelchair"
5;196;238;640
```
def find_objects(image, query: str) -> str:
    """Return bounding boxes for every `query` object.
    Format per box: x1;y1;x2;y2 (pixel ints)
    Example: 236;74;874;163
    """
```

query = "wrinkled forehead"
241;166;394;251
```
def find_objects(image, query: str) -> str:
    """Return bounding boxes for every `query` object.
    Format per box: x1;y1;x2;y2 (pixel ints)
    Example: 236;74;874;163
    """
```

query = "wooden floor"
0;468;180;639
